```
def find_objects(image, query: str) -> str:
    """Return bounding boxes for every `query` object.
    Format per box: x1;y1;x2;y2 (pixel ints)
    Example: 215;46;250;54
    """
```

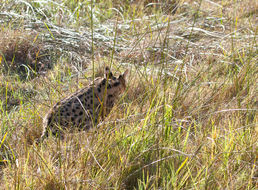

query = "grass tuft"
0;0;257;189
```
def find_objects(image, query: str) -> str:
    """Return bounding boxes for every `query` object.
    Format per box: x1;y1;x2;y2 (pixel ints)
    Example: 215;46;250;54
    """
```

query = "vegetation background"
0;0;257;189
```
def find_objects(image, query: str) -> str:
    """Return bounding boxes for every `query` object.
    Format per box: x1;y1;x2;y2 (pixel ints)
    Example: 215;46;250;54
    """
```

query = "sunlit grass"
0;0;257;189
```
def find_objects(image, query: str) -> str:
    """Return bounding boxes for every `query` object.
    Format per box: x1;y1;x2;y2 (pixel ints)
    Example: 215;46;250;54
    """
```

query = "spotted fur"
38;67;128;142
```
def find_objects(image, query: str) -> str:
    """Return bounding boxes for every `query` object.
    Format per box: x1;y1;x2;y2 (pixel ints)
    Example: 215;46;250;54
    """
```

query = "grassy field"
0;0;257;189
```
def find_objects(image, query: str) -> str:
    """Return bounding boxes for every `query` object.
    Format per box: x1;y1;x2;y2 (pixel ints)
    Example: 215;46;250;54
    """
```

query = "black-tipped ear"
105;66;113;79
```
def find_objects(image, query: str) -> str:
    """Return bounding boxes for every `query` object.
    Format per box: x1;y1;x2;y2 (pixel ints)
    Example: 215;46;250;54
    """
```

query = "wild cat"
37;67;128;142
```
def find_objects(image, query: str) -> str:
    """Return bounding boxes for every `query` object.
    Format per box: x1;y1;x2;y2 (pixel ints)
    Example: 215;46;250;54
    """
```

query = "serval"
38;67;128;142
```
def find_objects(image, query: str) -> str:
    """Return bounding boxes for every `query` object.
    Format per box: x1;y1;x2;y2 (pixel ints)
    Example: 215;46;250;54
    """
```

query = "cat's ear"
104;66;113;79
118;69;129;82
122;69;129;80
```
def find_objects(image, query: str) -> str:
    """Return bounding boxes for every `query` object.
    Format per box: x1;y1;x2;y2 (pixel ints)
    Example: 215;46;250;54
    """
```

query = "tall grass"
0;0;257;189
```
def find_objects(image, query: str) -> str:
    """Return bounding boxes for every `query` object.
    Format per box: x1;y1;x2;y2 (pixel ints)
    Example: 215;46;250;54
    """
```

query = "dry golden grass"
0;0;257;189
0;29;55;79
